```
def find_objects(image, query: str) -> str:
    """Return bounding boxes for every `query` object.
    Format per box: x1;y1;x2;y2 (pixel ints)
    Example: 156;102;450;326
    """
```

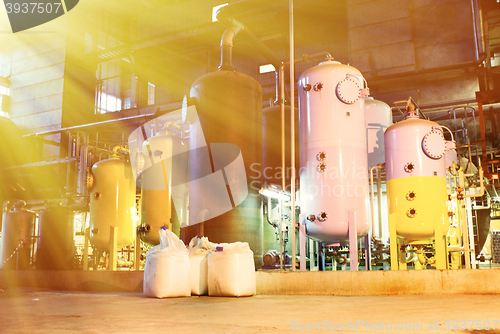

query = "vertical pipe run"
370;165;384;240
280;65;286;270
478;102;487;158
377;170;383;239
289;0;296;271
276;53;331;270
471;0;482;61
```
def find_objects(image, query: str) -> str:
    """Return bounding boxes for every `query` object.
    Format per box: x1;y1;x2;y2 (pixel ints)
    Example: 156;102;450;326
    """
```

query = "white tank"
298;59;370;241
444;149;458;169
140;130;189;244
363;97;392;167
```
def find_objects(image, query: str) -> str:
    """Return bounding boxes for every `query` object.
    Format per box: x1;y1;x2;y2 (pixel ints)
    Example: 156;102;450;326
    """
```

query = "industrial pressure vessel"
298;59;370;242
89;157;136;250
385;117;450;243
262;105;299;188
363;97;392;168
0;207;35;269
140;130;189;244
444;149;458;169
184;70;264;267
0;117;27;228
36;206;75;270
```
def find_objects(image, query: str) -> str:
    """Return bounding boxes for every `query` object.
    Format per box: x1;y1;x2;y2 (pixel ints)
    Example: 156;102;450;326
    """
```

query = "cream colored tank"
298;59;370;242
89;157;136;250
140;131;189;244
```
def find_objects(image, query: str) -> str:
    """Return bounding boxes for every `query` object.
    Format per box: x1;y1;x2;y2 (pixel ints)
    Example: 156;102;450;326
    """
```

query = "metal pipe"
79;144;88;195
289;0;296;271
377;169;383;239
280;65;285;271
276;52;332;213
3;200;11;213
368;59;486;86
164;121;184;134
66;132;74;195
111;145;130;160
219;19;244;71
216;8;281;70
471;0;482;61
25;113;155;138
280;65;286;196
370;164;384;240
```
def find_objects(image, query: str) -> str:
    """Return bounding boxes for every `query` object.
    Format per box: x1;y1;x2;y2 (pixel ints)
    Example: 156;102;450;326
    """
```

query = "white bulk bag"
188;235;217;296
143;228;191;298
208;242;256;297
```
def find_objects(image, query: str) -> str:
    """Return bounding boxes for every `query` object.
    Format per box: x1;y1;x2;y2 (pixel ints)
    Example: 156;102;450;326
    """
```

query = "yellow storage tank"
385;116;451;243
89;155;136;250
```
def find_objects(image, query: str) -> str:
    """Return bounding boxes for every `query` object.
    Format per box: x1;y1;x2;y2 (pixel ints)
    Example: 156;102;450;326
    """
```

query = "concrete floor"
1;288;500;334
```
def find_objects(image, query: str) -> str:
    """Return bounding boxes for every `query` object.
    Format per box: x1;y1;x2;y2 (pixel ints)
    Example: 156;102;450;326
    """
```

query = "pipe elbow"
164;122;183;133
220;18;244;47
112;145;130;157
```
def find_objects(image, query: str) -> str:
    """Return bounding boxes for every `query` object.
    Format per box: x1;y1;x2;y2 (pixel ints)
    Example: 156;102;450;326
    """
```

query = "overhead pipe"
367;58;486;86
215;6;282;71
25;113;156;138
218;19;244;71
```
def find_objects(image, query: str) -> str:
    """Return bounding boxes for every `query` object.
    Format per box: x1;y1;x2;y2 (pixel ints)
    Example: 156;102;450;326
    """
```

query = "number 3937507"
5;2;62;14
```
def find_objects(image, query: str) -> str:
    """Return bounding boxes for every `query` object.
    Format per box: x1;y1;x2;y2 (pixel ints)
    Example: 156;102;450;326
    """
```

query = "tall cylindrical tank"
385;117;449;243
298;59;370;241
184;70;264;267
444;149;458;169
140;131;189;244
36;206;75;270
262;105;299;188
89;157;136;250
0;207;35;269
0;117;27;229
363;97;392;168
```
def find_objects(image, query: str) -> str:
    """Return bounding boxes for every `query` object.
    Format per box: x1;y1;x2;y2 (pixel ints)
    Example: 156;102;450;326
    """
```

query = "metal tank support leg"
348;210;358;271
398;241;407;270
299;213;307;271
83;227;90;271
134;230;141;271
389;213;398;270
109;226;118;271
434;223;447;270
321;243;326;270
364;234;371;270
309;238;316;271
